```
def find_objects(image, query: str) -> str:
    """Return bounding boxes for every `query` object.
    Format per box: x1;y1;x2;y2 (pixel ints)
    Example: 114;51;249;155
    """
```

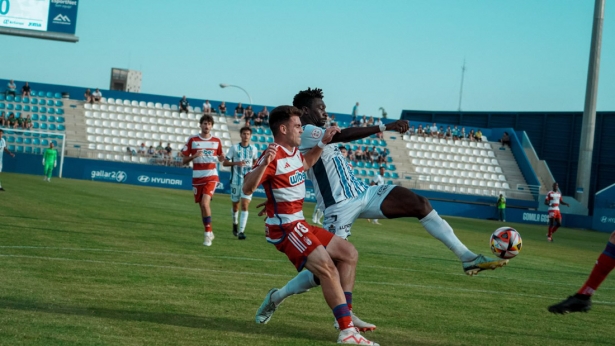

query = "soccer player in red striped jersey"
182;114;226;246
545;182;570;242
243;106;379;345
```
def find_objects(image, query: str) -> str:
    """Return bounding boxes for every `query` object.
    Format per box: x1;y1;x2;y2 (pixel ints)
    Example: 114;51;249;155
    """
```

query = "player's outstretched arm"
330;120;409;144
243;144;276;195
303;126;340;169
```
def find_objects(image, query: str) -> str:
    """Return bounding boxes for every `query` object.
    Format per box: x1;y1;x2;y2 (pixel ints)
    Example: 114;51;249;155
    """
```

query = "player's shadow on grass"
0;297;331;342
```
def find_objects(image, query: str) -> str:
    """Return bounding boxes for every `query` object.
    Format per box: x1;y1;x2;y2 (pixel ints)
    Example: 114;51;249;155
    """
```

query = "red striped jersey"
545;191;562;211
251;144;306;229
181;134;223;186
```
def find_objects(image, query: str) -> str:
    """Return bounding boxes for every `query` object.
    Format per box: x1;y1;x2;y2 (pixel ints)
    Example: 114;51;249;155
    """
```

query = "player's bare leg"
232;201;239;237
305;246;378;345
200;194;214;246
547;217;561;242
380;187;508;275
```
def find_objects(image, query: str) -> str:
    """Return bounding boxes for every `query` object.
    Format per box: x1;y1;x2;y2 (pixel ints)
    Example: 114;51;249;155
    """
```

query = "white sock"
271;270;318;306
419;210;477;262
239;211;249;233
232;209;238;224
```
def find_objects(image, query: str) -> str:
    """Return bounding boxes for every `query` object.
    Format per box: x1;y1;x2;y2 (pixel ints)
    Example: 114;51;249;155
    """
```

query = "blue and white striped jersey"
226;143;258;186
299;125;367;209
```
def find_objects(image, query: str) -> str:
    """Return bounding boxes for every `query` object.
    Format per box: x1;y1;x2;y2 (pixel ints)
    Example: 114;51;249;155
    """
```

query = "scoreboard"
0;0;79;41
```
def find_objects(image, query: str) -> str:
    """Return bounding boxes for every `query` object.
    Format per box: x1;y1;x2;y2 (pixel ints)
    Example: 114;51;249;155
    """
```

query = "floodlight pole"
219;83;252;105
575;0;605;209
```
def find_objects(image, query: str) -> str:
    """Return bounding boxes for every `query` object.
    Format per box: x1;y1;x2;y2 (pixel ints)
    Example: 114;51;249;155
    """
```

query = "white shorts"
230;184;252;203
323;184;394;239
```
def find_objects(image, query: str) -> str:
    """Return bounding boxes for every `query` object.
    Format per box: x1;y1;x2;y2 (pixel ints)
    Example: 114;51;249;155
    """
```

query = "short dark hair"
269;106;302;136
239;126;252;134
199;114;214;125
293;87;324;109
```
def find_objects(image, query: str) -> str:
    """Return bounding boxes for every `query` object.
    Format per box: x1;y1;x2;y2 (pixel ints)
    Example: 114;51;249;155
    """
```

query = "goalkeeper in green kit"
42;142;58;182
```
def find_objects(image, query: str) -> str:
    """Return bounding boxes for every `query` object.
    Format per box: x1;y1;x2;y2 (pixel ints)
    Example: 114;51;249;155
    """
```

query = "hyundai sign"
0;0;79;42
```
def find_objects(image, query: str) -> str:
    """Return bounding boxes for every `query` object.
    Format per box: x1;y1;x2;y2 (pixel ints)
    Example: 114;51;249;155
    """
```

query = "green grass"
0;172;614;346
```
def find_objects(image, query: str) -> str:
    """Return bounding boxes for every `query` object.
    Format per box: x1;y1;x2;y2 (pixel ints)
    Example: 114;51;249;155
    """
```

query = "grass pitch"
0;172;614;346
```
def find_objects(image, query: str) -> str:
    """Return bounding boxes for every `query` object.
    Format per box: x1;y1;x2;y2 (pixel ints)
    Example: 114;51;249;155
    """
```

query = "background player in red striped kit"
182;114;226;246
545;182;570;242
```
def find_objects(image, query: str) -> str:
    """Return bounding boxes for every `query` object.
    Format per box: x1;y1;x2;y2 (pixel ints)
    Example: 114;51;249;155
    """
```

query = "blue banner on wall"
593;183;615;233
84;165;191;190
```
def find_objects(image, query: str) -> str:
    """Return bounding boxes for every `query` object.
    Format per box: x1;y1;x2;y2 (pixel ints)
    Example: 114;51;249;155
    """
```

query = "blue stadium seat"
55;100;63;107
356;139;364;145
51;140;58;146
41;139;49;146
264;128;272;135
6;95;14;102
37;91;45;97
32;106;39;112
40;123;48;130
48;108;55;115
260;143;268;150
40;107;47;113
384;172;391;179
23;105;30;112
56;108;64;115
266;137;273;143
33;138;40;145
14;96;21;102
25;146;32;154
33;147;41;154
22;97;29;103
365;162;372;169
46;92;54;98
23;130;30;136
33;122;39;129
16;137;23;144
57;116;65;123
356;161;364;168
387;156;392;163
49;124;57;131
251;135;258;142
7;136;15;143
32;132;39;137
48;116;56;122
368;170;375;177
40;115;47;122
380;140;387;146
58;124;66;131
360;169;367;176
54;93;61;99
15;104;22;111
31;98;38;104
353;168;360;175
40;134;48;138
46;99;53;106
0;94;4;101
31;114;39;121
7;103;14;110
351;145;358;151
38;98;45;105
364;178;370;184
392;172;399;179
7;144;15;151
255;127;263;134
388;164;396;171
0;103;5;109
16;145;23;152
387;180;394;185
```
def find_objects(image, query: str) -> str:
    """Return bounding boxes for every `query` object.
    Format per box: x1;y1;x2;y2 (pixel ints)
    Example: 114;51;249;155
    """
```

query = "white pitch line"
1;253;614;306
0;246;611;290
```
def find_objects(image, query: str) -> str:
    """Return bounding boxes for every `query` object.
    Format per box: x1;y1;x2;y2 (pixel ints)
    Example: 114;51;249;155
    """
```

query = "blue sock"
203;216;211;231
344;292;353;310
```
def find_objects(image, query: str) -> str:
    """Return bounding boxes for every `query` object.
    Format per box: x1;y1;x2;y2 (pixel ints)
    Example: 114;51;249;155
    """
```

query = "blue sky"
2;0;614;118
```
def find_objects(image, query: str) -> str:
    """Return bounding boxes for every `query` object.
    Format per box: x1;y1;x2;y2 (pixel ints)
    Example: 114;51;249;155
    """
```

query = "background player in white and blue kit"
0;129;16;192
223;126;258;240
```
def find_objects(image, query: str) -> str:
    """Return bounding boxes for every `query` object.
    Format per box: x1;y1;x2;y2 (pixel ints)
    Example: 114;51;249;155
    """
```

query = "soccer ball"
490;227;522;259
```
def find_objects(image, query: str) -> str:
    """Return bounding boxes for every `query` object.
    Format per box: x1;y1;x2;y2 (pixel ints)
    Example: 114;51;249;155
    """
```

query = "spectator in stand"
156;141;164;155
468;129;476;142
430;123;438;138
84;89;93;103
21;82;31;97
23;114;32;130
126;147;134;156
438;126;445;139
367;116;374;127
406;125;415;137
329;114;336;126
347;148;355;161
233;102;244;123
416;125;424;137
354;146;364;161
352;102;359;117
165;143;173;165
92;88;102;103
179;96;190;114
452;126;460;140
500;132;511;149
258;106;269;127
243;105;254;127
202;100;212;114
0;111;6;127
359;115;367;127
445;126;452;139
218;101;227;115
374;117;384;139
424;124;431;137
17;115;24;128
460;127;467;140
475;129;483;142
369;146;379;164
7;113;17;128
138;143;147;156
6;80;16;97
379;148;389;164
147;145;156;156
